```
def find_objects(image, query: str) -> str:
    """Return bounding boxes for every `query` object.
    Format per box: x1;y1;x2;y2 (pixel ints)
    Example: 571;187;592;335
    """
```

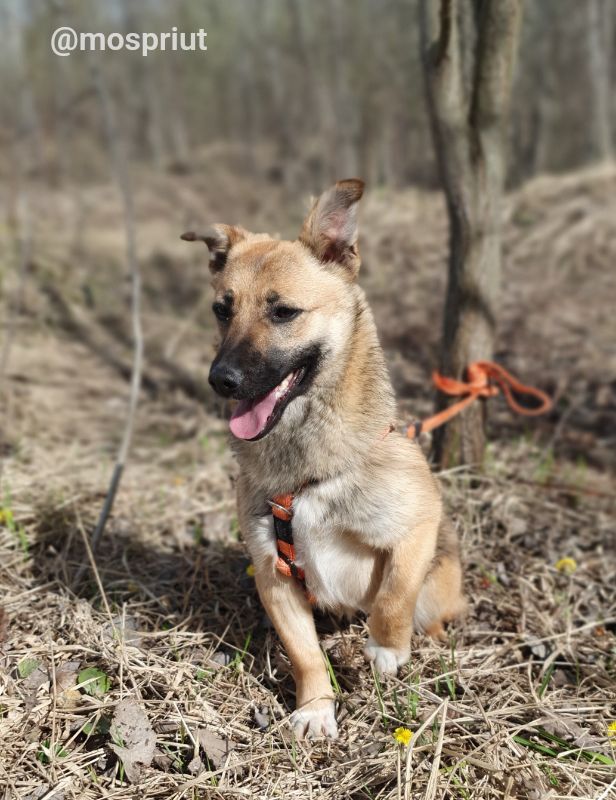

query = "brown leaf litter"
110;699;157;784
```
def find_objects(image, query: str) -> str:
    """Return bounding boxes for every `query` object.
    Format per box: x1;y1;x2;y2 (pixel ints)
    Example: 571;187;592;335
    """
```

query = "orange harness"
268;360;551;598
268;493;317;604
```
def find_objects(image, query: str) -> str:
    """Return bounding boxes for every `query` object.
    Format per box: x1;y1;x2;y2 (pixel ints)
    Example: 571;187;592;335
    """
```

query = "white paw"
363;636;409;676
289;700;338;740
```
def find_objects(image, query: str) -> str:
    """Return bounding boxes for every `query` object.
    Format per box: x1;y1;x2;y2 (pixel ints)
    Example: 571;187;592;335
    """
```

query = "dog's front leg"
364;518;437;675
254;568;337;739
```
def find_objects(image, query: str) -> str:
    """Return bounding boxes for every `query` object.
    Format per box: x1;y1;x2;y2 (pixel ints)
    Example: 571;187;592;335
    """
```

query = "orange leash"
407;360;552;439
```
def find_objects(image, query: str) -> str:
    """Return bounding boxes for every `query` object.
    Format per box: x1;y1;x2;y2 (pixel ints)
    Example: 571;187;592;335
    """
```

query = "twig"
424;699;448;800
74;56;143;582
404;700;446;800
597;777;616;800
514;477;615;500
76;511;114;624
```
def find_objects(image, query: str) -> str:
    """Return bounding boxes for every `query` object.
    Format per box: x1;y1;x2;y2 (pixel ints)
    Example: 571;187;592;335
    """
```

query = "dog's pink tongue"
229;387;279;440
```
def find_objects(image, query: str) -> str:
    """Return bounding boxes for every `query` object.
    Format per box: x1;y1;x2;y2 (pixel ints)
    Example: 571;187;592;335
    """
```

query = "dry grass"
1;165;615;799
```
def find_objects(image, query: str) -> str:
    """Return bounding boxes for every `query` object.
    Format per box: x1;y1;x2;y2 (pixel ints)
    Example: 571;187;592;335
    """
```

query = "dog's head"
182;179;365;441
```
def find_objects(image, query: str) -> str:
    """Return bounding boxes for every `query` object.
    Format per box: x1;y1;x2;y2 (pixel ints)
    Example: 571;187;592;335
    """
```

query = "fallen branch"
41;280;158;395
41;280;215;408
97;311;215;407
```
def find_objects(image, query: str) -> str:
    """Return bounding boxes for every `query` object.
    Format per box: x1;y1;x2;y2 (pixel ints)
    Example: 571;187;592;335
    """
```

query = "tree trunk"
4;1;44;175
587;0;613;162
326;0;358;178
420;0;524;467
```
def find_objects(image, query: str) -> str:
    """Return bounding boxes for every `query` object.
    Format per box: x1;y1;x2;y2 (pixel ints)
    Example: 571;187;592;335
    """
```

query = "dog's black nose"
209;362;243;397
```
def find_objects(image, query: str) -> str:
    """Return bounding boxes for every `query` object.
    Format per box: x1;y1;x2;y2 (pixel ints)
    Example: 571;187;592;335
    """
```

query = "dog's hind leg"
364;518;437;675
413;552;467;641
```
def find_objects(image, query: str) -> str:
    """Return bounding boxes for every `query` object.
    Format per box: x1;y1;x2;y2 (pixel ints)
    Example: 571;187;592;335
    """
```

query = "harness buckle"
267;498;293;519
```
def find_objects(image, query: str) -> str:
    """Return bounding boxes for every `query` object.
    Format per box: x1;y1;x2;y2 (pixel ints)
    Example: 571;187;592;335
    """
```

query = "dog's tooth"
275;371;295;398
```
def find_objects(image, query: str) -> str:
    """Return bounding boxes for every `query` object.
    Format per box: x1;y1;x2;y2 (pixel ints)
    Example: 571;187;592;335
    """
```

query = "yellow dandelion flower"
245;564;256;578
608;721;616;738
555;557;577;574
393;727;413;747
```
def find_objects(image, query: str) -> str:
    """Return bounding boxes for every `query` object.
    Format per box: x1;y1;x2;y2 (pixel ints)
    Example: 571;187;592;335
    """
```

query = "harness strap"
269;493;316;604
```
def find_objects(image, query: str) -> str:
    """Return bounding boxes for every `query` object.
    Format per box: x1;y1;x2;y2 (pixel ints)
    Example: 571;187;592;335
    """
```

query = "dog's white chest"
290;492;378;613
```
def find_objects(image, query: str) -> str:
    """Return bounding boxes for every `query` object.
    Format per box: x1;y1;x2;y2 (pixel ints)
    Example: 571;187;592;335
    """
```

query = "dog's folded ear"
299;179;365;278
180;224;246;272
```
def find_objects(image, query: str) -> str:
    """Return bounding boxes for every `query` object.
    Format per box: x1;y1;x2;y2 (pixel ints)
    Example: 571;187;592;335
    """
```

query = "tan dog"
182;179;466;739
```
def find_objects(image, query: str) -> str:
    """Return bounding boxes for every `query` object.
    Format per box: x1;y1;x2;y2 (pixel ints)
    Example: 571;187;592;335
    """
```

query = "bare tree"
2;0;43;173
420;0;524;467
587;0;613;162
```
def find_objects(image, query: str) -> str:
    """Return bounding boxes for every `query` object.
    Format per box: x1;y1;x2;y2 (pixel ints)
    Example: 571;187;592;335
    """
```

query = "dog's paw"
363;636;409;676
289;700;338;740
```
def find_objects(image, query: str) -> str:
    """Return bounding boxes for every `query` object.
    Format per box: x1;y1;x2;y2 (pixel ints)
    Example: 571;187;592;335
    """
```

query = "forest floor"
0;161;615;799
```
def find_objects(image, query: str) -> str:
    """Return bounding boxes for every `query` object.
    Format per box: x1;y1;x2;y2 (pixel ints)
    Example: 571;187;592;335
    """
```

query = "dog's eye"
271;306;301;323
212;302;231;322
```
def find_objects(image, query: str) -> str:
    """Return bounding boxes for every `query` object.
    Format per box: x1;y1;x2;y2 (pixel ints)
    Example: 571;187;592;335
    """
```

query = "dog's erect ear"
299;179;365;277
180;224;246;272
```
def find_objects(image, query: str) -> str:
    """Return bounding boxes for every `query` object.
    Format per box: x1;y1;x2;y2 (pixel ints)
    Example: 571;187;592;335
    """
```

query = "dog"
182;179;466;740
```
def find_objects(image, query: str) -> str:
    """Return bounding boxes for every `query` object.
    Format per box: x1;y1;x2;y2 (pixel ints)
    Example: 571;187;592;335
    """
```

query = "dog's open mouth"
229;367;306;441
